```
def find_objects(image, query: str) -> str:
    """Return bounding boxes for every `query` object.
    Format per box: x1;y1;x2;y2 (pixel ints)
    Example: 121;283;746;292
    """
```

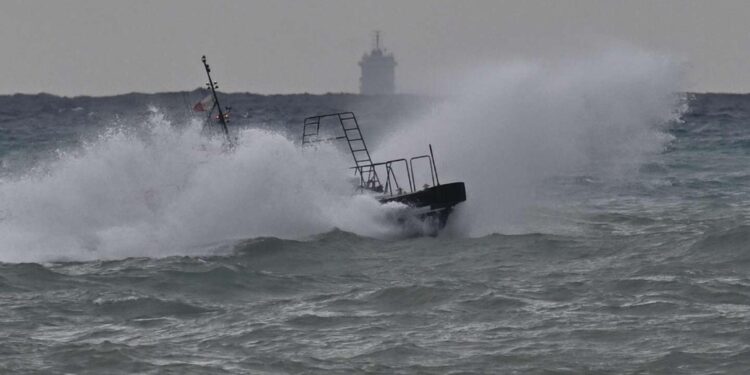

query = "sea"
3;53;750;374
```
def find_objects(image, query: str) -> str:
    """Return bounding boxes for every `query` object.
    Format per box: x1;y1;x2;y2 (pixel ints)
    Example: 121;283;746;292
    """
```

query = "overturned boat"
302;112;466;230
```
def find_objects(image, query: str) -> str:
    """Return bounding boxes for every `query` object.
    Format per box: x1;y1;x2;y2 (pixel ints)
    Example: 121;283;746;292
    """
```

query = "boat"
196;56;466;233
302;112;466;232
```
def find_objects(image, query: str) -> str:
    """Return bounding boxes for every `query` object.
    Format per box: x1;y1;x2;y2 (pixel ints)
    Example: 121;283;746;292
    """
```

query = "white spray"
377;47;685;235
0;47;685;261
0;113;405;262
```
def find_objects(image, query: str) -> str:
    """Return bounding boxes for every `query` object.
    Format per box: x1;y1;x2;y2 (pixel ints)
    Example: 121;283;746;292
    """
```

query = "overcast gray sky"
1;0;750;96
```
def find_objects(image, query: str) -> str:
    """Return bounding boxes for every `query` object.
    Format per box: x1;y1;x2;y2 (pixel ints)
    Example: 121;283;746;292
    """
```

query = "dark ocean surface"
2;88;750;374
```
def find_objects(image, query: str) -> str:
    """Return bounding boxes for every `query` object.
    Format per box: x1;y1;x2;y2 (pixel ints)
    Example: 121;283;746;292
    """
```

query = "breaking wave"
0;47;687;262
378;47;686;235
0;112;408;263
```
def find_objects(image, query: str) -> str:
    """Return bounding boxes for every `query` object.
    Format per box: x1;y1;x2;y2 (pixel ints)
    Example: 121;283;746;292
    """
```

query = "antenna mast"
201;55;231;142
374;30;381;50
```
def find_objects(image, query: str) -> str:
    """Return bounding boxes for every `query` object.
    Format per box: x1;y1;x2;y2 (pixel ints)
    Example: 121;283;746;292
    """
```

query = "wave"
0;113;410;263
92;295;212;320
0;262;77;291
364;284;459;312
0;47;687;262
685;225;750;265
378;46;685;235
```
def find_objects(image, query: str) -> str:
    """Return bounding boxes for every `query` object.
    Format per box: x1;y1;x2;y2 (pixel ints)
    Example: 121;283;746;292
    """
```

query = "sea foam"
0;47;686;262
0;113;404;262
377;46;685;235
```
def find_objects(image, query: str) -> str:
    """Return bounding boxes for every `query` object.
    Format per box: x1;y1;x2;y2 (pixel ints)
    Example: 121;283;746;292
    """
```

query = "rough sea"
3;52;750;374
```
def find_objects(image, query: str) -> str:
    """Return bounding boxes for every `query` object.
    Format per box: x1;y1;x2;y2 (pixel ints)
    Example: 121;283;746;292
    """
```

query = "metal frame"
201;55;231;143
302;112;442;197
409;155;436;188
303;112;382;191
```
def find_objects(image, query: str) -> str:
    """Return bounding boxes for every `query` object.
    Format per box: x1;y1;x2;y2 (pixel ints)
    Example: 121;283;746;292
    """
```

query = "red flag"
193;94;214;112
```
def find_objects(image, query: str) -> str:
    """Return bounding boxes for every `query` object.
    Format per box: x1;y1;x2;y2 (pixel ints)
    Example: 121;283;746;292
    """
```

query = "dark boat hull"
379;182;466;229
301;113;467;233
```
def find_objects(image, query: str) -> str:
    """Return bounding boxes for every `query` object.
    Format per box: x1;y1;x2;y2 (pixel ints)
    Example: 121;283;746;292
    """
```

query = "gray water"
3;80;750;372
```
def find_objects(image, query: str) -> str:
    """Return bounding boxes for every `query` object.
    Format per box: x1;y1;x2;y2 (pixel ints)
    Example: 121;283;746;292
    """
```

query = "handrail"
409;155;436;189
429;144;441;186
302;113;445;197
352;158;413;195
386;159;413;194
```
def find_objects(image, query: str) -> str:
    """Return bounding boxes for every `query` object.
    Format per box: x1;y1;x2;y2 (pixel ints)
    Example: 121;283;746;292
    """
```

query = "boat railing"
409;155;436;189
302;112;442;197
352;154;438;196
353;158;412;196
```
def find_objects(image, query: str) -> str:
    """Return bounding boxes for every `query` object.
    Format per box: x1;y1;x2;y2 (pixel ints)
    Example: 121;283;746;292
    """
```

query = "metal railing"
302;112;442;197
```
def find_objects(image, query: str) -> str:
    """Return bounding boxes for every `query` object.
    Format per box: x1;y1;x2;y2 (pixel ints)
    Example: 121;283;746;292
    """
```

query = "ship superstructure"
358;31;397;95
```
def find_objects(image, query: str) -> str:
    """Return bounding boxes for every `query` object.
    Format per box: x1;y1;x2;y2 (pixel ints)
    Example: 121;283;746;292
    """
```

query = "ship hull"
379;182;466;230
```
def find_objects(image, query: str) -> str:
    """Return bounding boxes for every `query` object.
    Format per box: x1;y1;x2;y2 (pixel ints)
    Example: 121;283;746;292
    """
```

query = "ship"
198;56;466;233
302;112;466;232
359;31;397;95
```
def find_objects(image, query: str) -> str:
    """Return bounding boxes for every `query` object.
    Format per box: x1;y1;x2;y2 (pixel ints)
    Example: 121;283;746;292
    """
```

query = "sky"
1;0;750;96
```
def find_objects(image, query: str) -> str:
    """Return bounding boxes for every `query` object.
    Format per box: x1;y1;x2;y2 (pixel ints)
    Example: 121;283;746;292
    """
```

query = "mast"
201;55;231;142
